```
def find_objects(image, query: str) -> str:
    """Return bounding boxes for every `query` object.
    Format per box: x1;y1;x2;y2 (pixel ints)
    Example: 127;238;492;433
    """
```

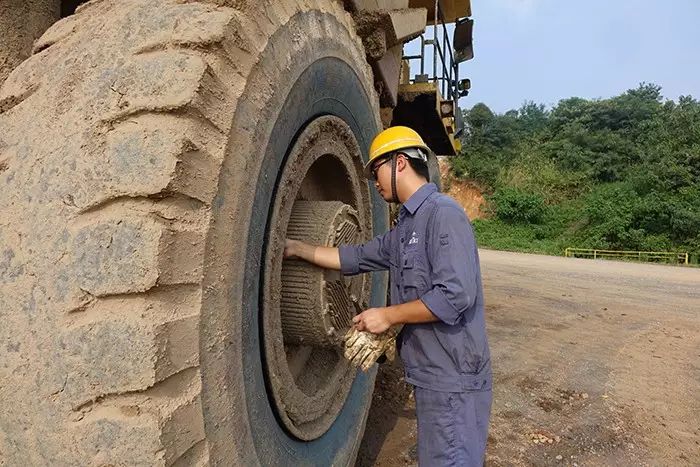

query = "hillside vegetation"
453;83;700;261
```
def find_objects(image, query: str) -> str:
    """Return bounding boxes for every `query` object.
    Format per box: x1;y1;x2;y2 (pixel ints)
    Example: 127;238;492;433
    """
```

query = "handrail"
403;0;461;103
435;0;458;99
564;248;689;265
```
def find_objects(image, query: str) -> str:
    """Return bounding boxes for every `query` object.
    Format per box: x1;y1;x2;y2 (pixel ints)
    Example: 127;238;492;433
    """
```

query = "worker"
284;126;491;466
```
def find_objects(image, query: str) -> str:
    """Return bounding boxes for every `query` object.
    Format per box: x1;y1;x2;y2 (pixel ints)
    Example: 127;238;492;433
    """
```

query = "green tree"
452;83;700;259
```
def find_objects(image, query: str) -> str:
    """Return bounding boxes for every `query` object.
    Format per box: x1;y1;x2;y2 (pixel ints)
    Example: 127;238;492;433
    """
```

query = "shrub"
490;187;547;224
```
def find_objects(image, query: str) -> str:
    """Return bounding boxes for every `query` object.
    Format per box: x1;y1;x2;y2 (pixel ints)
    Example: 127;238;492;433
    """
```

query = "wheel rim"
261;116;373;440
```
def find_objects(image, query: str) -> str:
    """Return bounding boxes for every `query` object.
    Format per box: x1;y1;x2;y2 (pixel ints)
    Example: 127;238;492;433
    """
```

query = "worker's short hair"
406;154;430;182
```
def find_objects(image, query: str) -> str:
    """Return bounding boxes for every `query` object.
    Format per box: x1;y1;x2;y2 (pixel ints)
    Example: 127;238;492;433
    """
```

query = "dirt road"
357;249;700;466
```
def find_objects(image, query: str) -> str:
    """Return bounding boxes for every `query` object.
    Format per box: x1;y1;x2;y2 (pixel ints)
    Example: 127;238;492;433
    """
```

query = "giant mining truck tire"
0;0;388;464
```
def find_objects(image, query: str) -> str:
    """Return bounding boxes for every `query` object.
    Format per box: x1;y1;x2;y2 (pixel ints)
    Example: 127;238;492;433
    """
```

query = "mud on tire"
0;0;386;464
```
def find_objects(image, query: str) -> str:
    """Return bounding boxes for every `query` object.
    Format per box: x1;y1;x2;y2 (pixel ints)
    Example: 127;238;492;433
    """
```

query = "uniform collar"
401;183;437;216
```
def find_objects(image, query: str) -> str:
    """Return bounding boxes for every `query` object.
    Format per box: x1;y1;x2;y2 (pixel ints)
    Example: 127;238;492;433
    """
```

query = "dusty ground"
357;249;700;466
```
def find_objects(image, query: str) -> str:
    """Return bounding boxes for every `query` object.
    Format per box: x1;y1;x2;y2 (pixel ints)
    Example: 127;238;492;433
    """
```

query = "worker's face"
371;154;406;201
370;156;392;201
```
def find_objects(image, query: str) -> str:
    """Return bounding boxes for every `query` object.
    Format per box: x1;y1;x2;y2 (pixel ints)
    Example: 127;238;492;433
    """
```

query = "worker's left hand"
344;326;401;372
352;307;392;334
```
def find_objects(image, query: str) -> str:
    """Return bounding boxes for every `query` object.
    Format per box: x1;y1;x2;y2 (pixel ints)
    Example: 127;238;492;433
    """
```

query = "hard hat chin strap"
390;154;399;204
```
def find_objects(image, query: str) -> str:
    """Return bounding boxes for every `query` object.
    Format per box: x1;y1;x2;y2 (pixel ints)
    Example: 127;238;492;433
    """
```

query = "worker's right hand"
283;239;299;259
284;240;341;270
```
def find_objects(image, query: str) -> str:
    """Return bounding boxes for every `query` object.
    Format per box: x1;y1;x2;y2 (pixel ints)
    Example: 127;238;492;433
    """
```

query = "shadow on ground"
355;359;414;466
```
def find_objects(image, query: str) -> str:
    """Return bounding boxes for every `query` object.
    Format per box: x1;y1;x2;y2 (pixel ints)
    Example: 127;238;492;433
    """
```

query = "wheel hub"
282;201;360;346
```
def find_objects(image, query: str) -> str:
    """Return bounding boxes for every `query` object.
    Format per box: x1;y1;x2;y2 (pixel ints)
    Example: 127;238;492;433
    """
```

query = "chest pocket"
401;250;428;301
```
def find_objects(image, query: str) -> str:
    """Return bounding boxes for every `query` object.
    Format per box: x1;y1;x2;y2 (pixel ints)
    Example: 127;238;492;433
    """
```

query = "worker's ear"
396;154;408;172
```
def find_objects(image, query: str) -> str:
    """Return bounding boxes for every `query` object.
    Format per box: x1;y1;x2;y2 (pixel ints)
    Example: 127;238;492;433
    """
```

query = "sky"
408;0;700;113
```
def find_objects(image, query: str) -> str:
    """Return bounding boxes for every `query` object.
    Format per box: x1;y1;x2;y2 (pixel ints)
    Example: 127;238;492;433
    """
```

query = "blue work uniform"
339;183;492;466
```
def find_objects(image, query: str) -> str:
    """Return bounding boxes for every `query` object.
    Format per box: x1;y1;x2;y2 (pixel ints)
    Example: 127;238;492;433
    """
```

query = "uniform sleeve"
338;229;393;276
420;206;478;325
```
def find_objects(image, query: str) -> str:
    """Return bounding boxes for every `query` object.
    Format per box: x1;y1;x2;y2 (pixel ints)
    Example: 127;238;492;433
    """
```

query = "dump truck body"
0;1;473;464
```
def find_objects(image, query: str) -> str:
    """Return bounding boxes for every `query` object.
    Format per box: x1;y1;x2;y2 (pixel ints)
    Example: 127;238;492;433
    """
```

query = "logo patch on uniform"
408;231;419;245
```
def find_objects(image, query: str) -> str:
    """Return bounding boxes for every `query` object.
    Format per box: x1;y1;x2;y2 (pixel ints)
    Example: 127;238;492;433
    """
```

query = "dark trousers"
415;386;492;466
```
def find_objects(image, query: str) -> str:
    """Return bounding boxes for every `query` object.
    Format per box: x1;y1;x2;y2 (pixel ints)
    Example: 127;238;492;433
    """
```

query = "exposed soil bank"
438;157;486;220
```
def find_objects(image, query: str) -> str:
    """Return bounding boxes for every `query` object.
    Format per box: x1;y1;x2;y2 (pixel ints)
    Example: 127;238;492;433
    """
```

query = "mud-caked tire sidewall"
199;10;387;466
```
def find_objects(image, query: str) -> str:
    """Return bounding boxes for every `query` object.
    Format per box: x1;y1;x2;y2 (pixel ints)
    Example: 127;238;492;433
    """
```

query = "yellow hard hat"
364;126;430;178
